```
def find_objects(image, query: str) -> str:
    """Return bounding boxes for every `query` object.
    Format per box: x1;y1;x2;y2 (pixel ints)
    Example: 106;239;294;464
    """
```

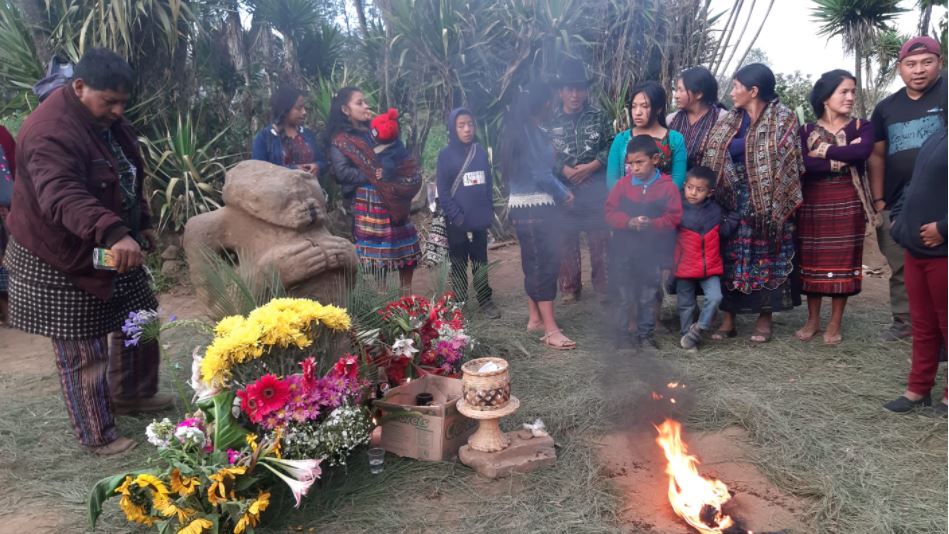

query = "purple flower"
226;448;241;464
121;309;159;347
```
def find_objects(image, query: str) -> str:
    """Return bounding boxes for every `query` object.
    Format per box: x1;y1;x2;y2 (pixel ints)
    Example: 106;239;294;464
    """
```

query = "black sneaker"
638;336;659;350
883;393;932;413
680;324;702;350
480;301;502;319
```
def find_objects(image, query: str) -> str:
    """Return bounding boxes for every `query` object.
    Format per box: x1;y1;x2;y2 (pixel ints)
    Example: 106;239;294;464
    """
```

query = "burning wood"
654;419;751;534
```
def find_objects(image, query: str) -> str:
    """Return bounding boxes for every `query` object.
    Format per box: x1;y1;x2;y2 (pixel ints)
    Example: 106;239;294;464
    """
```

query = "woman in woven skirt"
702;64;804;343
795;70;877;345
328;87;421;292
500;81;576;350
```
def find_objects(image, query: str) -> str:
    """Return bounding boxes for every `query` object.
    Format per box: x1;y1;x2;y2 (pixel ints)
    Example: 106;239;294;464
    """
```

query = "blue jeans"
616;277;660;340
676;276;723;335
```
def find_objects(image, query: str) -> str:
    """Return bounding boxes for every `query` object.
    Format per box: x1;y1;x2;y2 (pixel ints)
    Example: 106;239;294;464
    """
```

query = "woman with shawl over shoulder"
326;87;421;292
701;63;804;343
668;66;727;170
501;81;577;350
252;86;325;176
795;70;878;346
606;81;687;190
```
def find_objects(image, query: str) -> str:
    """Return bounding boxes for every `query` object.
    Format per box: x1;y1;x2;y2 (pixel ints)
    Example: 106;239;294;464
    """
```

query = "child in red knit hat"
371;108;411;182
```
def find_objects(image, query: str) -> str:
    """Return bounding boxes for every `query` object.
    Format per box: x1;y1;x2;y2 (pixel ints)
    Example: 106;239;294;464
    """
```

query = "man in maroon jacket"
4;48;172;455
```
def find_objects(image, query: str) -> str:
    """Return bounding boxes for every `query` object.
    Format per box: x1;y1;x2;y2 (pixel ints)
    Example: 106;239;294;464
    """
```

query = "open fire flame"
655;419;751;534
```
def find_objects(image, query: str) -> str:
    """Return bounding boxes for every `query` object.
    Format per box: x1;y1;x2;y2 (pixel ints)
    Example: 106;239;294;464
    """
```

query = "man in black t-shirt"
868;36;946;341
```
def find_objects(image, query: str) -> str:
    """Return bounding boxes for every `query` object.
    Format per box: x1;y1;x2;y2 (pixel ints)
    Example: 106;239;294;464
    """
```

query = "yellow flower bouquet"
89;298;366;534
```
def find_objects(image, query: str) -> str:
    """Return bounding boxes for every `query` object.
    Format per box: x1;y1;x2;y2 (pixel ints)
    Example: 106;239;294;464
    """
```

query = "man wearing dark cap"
4;48;172;455
868;35;946;341
543;58;613;304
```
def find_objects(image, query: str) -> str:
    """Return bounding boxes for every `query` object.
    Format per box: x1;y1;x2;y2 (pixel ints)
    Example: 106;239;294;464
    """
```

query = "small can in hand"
92;248;117;270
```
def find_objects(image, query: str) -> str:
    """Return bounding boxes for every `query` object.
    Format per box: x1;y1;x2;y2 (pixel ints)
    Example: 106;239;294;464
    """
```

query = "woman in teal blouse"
606;81;687;190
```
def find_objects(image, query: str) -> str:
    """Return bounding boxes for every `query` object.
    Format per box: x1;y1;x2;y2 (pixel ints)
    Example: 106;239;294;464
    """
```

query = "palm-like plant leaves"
0;1;44;113
811;0;906;114
140;114;234;232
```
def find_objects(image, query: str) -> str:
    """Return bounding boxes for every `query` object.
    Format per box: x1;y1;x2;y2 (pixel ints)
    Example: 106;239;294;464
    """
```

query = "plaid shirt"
543;104;612;180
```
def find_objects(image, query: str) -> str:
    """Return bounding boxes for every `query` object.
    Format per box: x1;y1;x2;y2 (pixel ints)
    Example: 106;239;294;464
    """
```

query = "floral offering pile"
372;293;474;384
90;298;373;534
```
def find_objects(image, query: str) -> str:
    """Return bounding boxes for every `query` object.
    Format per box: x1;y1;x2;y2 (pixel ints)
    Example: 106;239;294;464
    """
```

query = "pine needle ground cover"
0;266;945;533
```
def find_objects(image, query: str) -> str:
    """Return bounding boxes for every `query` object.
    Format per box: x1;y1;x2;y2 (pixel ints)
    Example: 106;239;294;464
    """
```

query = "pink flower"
176;417;204;430
226;449;241;464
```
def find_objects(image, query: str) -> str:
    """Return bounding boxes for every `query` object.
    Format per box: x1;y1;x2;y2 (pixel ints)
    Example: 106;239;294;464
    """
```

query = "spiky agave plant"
141;113;235;232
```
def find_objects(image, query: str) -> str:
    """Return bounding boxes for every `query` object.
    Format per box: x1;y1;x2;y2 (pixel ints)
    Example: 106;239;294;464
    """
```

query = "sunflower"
207;465;247;506
177;517;213;534
115;474;169;526
233;491;271;534
153;493;195;523
115;476;154;526
170;469;201;497
134;473;171;495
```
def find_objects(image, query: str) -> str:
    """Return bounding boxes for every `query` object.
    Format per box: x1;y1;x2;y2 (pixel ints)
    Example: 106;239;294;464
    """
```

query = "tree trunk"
13;0;51;63
353;0;370;39
854;42;866;117
919;4;933;36
224;1;249;86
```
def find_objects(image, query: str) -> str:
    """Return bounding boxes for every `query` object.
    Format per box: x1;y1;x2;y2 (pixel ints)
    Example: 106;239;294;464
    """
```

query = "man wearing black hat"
543;58;613;304
869;35;946;342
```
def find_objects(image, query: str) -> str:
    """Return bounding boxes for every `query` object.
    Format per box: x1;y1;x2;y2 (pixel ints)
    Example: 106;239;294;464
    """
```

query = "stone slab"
459;430;556;479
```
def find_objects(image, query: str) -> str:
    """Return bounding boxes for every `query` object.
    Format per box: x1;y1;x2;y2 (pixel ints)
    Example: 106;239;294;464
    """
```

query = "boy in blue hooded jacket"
436;108;499;318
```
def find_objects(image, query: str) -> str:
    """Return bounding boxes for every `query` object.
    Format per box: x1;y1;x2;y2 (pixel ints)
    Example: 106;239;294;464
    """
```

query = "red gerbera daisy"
250;374;290;416
237;384;264;423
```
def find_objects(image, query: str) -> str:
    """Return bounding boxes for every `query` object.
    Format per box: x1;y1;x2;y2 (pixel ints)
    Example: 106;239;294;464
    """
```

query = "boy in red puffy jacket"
674;166;739;350
605;135;682;350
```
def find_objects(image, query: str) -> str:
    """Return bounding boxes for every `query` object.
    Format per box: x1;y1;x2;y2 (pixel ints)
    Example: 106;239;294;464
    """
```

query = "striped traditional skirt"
796;176;866;296
352;184;421;271
3;239;158;339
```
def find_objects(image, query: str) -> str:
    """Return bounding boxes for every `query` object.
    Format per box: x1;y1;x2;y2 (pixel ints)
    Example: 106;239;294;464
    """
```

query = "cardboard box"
373;375;477;462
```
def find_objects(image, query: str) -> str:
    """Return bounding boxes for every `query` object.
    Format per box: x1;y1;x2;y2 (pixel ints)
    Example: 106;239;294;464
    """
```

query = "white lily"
259;456;323;507
262;456;323;481
391;335;419;360
259;463;314;507
188;348;220;401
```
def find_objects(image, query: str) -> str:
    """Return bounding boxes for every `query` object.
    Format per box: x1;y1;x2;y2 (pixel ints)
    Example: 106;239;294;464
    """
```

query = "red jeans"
904;252;948;398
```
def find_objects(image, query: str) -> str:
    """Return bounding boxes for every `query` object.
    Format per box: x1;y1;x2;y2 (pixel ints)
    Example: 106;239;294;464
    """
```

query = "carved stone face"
222;161;327;230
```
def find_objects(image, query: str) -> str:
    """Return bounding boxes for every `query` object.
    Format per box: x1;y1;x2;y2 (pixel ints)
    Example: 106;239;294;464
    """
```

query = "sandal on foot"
750;329;772;343
90;436;138;457
540;329;576;350
823;333;842;346
794;327;821;342
710;328;737;341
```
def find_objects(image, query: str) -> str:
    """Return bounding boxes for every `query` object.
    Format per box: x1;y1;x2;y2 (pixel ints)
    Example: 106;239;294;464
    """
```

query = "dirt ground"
0;234;895;533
